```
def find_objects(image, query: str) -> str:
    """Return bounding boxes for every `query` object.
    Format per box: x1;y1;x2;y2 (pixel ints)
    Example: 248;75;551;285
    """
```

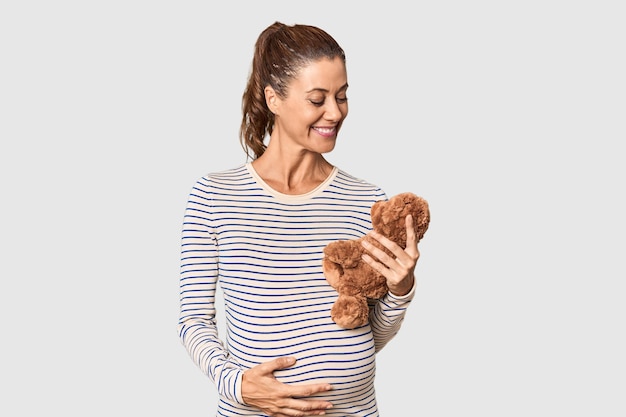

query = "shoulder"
191;164;250;189
330;167;388;201
186;164;253;199
199;164;249;183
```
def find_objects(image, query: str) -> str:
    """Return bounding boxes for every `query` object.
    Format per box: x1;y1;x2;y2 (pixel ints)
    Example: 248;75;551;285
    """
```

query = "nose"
324;98;345;122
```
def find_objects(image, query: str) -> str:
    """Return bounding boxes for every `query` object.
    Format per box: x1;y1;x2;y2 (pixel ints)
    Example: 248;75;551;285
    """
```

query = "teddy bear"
322;192;430;329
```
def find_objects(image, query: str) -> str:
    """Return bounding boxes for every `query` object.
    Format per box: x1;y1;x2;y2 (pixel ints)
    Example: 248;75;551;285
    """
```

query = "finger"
274;408;329;417
363;235;411;273
255;356;296;375
362;238;393;264
270;386;333;417
368;230;394;251
405;214;416;245
362;241;413;284
404;214;419;257
288;382;334;398
370;216;418;264
368;230;411;263
280;397;334;416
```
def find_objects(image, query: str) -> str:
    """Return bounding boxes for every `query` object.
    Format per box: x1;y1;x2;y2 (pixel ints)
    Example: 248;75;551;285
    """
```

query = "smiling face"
266;56;349;155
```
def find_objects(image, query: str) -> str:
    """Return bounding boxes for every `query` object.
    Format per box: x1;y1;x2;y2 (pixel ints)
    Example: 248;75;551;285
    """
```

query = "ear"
264;85;279;114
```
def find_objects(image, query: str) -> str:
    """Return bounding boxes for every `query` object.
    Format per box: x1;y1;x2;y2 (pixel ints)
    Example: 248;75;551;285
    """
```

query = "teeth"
315;127;334;133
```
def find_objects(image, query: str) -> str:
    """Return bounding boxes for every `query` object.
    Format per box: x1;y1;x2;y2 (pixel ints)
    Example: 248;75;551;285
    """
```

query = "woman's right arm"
177;188;245;404
177;184;334;415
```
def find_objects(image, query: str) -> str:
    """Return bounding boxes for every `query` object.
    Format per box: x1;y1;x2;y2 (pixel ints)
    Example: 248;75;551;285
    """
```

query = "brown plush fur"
322;192;430;329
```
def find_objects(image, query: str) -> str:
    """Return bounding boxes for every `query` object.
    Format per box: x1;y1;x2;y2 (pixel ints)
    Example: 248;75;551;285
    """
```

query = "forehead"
291;57;348;92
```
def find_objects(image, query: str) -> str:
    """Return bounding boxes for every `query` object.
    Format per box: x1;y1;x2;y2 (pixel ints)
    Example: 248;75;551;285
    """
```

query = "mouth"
312;126;337;138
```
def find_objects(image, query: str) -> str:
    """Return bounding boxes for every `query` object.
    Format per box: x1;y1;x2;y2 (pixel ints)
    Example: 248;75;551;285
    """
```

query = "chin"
318;141;337;154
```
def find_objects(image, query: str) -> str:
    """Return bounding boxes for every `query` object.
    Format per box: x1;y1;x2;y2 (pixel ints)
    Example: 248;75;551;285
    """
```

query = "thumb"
268;356;297;372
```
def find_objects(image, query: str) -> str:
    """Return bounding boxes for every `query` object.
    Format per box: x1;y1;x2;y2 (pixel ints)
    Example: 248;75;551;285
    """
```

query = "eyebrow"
306;83;349;94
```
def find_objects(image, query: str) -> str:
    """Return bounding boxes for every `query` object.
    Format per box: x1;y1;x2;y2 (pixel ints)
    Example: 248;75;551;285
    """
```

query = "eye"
308;96;348;107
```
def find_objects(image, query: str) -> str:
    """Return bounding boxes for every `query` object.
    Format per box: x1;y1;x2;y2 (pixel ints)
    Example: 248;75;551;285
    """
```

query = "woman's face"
269;56;349;154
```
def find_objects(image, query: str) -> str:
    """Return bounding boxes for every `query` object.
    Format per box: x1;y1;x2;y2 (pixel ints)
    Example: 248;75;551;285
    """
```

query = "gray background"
2;1;624;415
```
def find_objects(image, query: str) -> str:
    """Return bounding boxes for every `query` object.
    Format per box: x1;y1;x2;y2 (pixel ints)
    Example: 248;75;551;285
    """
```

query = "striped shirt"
178;163;415;416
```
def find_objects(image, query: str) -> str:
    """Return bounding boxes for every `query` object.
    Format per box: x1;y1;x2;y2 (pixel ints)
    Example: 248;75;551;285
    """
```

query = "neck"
252;152;333;195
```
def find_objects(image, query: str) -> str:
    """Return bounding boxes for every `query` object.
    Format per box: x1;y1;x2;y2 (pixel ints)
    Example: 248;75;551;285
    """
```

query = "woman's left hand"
361;214;420;296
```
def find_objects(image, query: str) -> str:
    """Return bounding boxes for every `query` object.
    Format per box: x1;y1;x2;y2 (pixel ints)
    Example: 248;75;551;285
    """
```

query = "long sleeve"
177;165;406;416
177;186;245;404
369;281;416;352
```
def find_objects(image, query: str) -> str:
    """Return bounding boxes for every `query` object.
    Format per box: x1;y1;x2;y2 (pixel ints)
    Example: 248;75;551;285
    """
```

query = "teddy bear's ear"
370;192;431;246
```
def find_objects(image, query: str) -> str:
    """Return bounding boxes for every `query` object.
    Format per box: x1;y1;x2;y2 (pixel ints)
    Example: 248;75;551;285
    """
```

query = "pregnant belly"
227;322;377;391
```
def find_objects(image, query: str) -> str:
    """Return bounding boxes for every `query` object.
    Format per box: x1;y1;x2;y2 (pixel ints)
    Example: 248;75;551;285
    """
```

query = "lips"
313;126;337;137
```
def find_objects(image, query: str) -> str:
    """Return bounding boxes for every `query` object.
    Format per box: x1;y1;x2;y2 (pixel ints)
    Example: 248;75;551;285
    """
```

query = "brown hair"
239;22;346;160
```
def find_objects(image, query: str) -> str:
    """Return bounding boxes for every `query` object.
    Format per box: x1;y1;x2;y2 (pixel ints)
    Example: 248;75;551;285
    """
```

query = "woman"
178;21;421;417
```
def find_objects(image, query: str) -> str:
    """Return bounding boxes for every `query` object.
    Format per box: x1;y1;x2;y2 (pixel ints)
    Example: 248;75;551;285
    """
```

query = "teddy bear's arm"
323;240;364;268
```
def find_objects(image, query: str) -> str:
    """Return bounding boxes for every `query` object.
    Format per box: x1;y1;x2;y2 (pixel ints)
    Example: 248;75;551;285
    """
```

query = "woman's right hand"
242;356;334;417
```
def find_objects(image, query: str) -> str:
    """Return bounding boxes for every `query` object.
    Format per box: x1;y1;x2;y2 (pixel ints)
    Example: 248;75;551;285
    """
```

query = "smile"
313;127;336;137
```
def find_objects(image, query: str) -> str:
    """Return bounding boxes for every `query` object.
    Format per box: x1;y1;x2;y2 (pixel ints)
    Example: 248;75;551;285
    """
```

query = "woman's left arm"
361;214;420;351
